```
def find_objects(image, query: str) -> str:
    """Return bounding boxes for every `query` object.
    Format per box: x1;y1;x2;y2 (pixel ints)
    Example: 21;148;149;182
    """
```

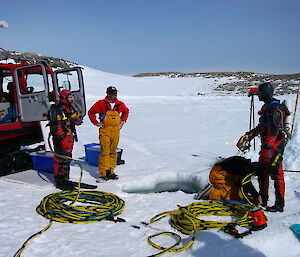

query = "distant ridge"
133;71;300;95
133;71;300;79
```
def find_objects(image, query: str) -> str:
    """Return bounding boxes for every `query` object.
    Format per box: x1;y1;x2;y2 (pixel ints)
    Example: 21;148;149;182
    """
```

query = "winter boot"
266;195;284;212
106;168;118;180
107;173;119;180
55;175;75;191
265;205;283;212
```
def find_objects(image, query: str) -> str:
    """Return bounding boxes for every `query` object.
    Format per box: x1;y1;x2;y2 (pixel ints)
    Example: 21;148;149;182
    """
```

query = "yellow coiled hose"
13;134;125;257
147;173;266;257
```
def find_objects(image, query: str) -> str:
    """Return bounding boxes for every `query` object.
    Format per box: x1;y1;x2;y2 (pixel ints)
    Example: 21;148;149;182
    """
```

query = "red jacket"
88;97;129;125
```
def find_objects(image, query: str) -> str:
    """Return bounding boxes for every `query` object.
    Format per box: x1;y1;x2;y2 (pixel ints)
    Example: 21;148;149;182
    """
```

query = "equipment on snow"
147;201;268;256
290;224;300;242
15;135;122;256
251;208;267;230
15;189;125;257
222;223;252;239
222;207;267;239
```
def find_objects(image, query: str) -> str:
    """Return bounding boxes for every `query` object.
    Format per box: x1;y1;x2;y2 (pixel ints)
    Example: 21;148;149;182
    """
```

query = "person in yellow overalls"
88;86;129;182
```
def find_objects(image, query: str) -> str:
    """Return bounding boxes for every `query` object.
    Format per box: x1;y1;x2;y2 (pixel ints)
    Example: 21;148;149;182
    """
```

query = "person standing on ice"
88;86;129;182
48;90;83;190
238;82;289;212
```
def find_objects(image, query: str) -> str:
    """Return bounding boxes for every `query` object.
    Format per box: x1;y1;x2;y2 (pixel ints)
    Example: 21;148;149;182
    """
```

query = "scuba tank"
281;99;292;140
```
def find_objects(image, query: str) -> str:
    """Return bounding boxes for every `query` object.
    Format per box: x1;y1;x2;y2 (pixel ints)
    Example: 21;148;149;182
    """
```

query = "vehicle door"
14;64;50;122
53;67;86;117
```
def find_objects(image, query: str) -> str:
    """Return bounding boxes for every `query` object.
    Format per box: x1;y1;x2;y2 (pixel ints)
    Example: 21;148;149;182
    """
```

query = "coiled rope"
14;190;125;257
147;174;266;257
13;134;125;257
147;201;255;257
36;190;125;223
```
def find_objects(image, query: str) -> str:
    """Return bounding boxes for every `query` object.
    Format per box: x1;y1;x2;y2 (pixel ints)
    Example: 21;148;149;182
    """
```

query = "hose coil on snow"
14;190;125;257
14;133;126;257
36;190;125;223
148;200;266;257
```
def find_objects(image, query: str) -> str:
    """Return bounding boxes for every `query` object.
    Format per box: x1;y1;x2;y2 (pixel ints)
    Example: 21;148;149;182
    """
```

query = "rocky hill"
0;48;78;69
133;71;300;95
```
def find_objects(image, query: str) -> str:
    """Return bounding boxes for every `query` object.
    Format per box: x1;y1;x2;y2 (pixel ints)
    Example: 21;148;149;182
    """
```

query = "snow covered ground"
1;66;300;257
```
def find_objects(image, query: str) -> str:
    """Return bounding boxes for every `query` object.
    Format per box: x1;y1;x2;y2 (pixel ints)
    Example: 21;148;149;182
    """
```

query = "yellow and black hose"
147;200;260;257
147;173;266;257
14;133;125;257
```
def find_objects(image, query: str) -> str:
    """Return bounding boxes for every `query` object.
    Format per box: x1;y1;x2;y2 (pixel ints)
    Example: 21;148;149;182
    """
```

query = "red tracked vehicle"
0;57;86;175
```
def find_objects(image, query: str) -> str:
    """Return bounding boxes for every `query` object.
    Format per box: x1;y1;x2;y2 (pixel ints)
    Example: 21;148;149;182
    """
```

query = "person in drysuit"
238;82;289;212
48;89;82;190
88;86;129;182
208;156;259;204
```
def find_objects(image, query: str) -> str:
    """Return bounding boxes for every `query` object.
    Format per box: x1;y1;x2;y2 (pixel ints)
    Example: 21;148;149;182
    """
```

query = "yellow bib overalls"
99;110;121;177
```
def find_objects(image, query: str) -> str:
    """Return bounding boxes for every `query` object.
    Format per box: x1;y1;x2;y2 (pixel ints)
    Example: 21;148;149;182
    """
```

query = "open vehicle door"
14;64;50;122
53;67;86;117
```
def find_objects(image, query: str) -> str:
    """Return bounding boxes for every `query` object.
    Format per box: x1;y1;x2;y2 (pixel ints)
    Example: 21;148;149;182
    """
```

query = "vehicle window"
0;69;12;94
0;73;16;123
56;70;80;92
0;73;13;103
21;73;45;94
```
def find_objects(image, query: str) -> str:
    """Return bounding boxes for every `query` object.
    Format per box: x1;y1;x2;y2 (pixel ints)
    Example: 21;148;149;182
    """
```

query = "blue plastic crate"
84;143;122;167
84;143;101;166
31;151;54;173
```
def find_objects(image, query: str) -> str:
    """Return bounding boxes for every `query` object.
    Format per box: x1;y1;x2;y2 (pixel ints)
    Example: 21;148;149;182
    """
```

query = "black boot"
106;168;118;180
55;175;75;191
265;205;283;212
266;182;285;212
107;173;119;180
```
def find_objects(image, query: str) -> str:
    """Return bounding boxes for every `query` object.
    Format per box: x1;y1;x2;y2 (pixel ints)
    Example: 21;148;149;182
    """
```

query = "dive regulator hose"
13;134;125;257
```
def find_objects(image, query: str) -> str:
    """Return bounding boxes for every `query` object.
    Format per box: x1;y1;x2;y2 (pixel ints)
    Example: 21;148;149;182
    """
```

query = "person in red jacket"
88;86;129;182
48;89;82;190
238;82;289;212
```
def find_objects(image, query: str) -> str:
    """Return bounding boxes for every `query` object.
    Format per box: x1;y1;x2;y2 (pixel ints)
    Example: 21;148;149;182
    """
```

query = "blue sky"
1;0;300;75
